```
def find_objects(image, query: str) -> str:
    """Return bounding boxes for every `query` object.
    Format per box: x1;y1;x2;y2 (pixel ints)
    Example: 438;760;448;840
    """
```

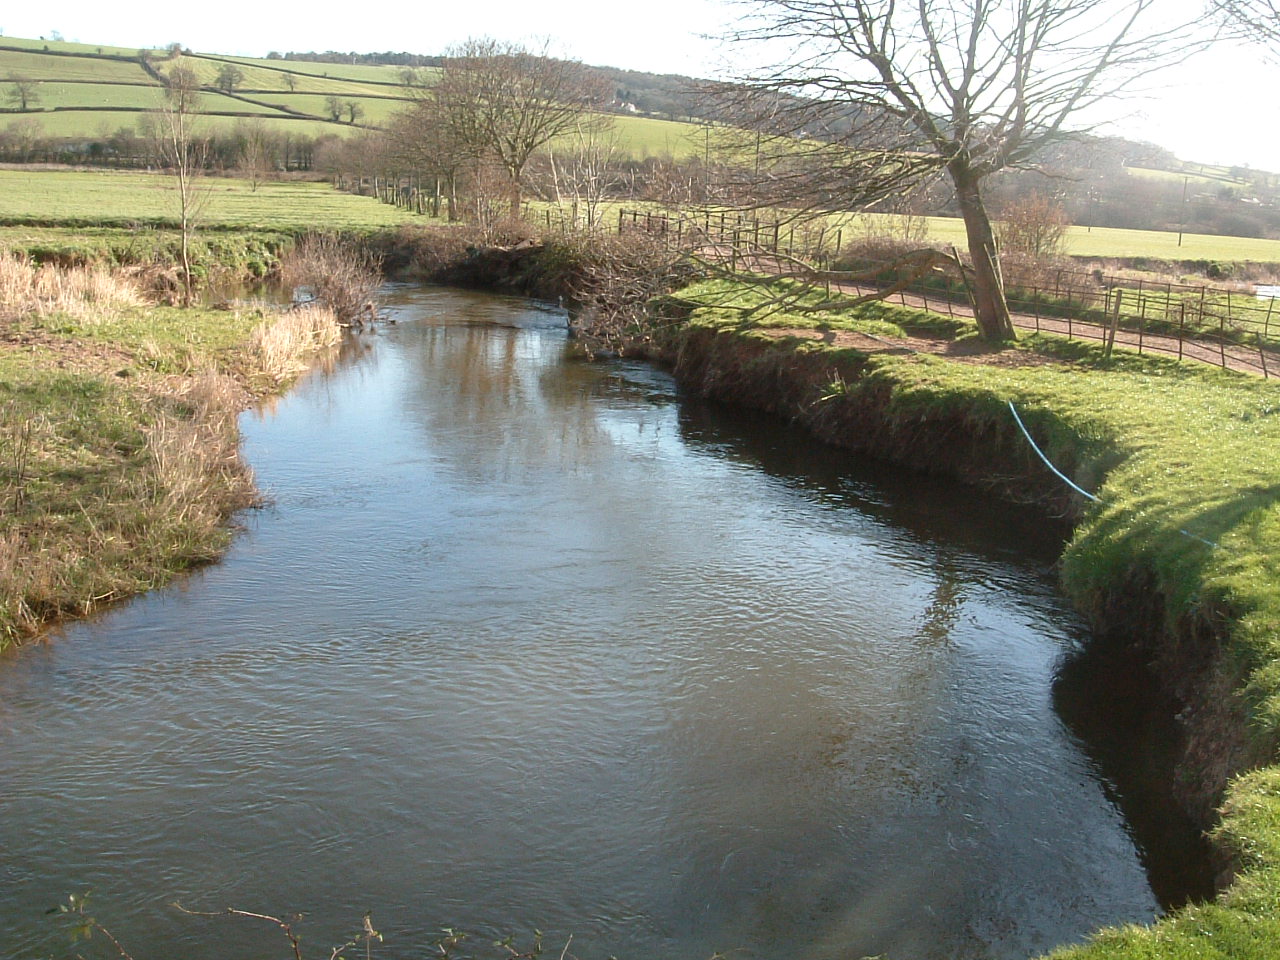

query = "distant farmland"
0;36;702;158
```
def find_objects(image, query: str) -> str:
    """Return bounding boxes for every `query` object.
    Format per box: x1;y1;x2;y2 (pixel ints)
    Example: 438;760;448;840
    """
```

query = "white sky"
2;0;1276;172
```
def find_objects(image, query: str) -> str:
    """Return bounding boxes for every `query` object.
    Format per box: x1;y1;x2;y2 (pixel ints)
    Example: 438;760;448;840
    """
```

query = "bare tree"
431;38;610;217
0;118;45;160
235;118;275;191
384;99;469;220
155;65;208;304
4;76;40;111
344;100;364;124
324;95;343;122
997;191;1070;259
544;118;624;232
721;0;1204;341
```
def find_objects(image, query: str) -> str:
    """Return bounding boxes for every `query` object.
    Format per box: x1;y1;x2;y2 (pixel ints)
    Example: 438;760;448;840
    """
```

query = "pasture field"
11;112;344;139
0;36;156;57
217;54;432;87
606;114;703;159
1125;165;1251;188
841;212;1280;262
0;40;418;141
0;48;149;83
0;39;704;160
0;169;416;230
174;55;396;98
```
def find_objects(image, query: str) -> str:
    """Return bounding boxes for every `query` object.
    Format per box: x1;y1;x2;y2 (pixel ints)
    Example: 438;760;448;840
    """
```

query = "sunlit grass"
0;169;415;230
0;259;339;644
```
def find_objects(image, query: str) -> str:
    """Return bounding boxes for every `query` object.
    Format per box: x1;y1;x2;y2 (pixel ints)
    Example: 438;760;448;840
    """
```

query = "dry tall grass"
0;251;147;322
279;233;381;326
251;304;342;383
0;256;344;646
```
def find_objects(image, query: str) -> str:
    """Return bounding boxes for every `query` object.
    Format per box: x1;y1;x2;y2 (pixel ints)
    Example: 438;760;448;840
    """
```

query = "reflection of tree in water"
919;556;963;645
404;320;614;481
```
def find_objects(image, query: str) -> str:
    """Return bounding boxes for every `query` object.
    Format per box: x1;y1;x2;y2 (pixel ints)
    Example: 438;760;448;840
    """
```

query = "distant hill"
0;36;707;160
0;34;1275;237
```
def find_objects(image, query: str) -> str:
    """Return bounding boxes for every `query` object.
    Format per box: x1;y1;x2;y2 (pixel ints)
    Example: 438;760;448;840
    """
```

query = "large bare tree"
431;38;610;218
722;0;1203;340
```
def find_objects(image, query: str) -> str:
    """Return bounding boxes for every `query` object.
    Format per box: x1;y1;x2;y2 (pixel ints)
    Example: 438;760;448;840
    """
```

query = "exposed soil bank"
654;321;1264;883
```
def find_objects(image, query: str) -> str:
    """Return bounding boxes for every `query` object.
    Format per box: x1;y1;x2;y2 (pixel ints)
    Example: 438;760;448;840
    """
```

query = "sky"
2;0;1276;172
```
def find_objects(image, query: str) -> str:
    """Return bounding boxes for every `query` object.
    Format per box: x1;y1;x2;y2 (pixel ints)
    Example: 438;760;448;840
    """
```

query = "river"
1;285;1207;960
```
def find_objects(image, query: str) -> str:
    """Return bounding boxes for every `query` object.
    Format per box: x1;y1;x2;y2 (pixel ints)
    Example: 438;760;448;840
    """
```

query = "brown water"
1;286;1207;960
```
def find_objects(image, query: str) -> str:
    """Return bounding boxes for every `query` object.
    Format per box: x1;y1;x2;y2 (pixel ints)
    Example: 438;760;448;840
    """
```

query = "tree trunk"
507;165;522;220
951;167;1016;342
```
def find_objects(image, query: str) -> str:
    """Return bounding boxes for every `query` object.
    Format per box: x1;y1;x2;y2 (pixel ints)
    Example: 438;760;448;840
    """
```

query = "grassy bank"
662;278;1280;958
0;168;421;291
0;254;340;647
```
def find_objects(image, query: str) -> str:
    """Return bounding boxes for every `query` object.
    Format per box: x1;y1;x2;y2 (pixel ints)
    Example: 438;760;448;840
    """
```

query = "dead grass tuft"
0;251;148;322
251;304;342;383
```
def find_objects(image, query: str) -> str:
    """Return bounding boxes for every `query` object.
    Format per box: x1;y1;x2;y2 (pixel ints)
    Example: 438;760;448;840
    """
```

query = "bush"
997;192;1070;259
279;233;381;326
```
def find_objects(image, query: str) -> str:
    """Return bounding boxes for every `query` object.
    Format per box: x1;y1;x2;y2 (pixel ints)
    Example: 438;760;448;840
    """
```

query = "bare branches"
715;0;1207;341
429;39;612;217
1211;0;1280;48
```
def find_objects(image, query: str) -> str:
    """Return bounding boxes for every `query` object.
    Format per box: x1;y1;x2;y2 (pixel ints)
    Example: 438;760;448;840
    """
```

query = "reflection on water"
0;285;1203;960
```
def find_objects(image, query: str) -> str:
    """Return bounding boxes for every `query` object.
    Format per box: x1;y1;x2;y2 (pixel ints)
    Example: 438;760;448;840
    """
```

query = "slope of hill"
0;37;704;159
0;34;1274;236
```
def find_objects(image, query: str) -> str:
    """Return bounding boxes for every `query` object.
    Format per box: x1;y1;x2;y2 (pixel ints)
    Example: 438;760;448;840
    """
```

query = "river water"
1;286;1206;960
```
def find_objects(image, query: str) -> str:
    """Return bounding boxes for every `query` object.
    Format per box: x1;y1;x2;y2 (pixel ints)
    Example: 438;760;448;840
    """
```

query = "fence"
615;208;1280;379
344;180;1280;378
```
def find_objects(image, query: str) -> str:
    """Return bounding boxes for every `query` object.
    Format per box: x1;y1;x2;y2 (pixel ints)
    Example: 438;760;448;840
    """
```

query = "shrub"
279;233;382;326
997;192;1070;259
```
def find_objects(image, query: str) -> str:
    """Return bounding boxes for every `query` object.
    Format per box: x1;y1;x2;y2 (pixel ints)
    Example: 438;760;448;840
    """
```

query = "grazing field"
842;212;1280;262
218;54;437;87
0;36;707;160
0;169;417;231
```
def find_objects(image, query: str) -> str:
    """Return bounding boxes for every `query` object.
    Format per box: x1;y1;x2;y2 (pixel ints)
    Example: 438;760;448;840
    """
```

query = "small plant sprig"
46;891;136;960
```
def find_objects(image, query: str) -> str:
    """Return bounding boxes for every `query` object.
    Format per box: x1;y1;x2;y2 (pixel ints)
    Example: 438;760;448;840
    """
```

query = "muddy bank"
374;231;579;301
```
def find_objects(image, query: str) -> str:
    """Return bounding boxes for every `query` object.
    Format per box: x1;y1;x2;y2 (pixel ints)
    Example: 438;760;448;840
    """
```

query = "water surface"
1;286;1197;960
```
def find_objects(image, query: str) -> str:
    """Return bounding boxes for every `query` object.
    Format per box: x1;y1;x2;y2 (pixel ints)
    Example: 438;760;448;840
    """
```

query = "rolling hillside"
0;36;703;158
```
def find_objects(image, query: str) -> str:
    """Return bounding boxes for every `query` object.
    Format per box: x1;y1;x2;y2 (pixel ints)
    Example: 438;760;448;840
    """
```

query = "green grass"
0;37;714;161
0;36;160;57
673;277;1280;960
214;54;436;87
0;251;344;644
839;212;1280;261
11;81;161;110
175;54;395;98
0;307;258;643
0;40;421;140
0;169;416;230
600;114;704;159
0;49;150;82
